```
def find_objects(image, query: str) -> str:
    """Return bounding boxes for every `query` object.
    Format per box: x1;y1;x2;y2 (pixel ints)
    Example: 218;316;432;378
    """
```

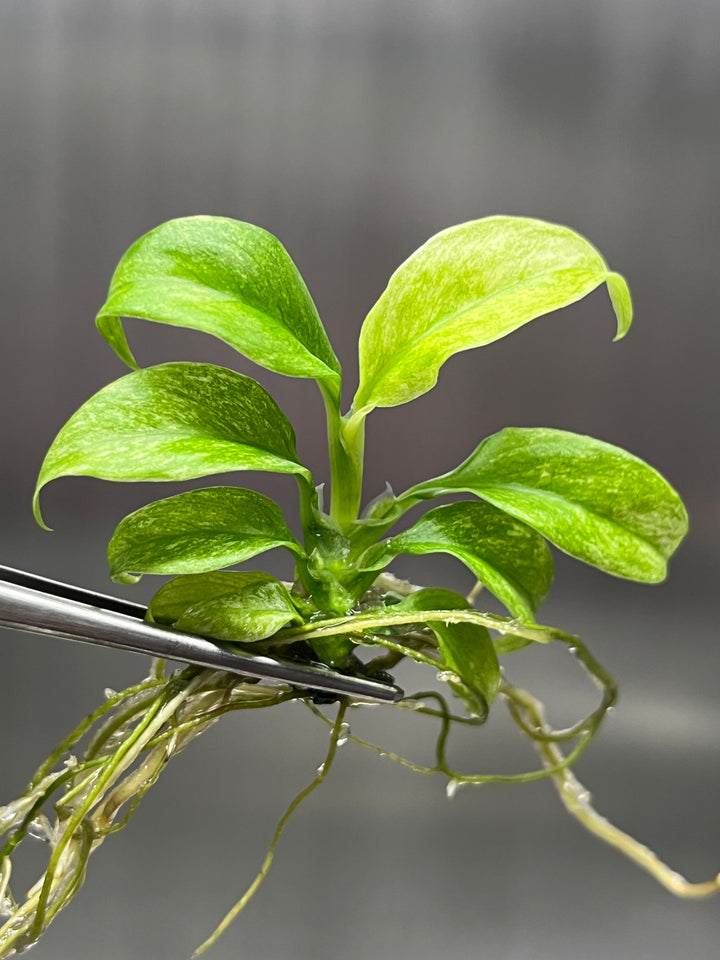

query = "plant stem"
277;607;553;645
321;385;365;527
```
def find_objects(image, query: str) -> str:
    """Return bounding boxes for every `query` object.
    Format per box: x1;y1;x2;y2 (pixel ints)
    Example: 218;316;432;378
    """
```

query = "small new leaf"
407;427;688;583
353;216;631;417
34;363;310;528
148;571;302;643
96;216;341;389
363;501;552;621
391;588;500;715
108;486;305;584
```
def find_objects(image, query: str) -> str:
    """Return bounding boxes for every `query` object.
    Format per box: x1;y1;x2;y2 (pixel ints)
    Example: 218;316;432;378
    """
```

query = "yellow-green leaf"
108;487;304;584
407;427;687;583
148;571;301;643
363;501;552;621
353;216;631;417
97;216;341;388
34;363;310;528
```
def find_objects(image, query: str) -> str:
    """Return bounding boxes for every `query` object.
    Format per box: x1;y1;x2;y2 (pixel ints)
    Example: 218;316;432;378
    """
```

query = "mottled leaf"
97;216;341;387
34;362;310;528
108;486;304;584
148;571;302;643
363;501;552;621
353;216;631;416
391;588;500;714
407;427;687;582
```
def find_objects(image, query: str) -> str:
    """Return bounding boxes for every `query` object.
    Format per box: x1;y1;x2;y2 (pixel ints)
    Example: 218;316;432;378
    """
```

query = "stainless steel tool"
0;565;403;702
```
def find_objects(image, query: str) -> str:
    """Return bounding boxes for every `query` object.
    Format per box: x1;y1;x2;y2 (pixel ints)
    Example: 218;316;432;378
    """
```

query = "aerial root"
505;682;720;899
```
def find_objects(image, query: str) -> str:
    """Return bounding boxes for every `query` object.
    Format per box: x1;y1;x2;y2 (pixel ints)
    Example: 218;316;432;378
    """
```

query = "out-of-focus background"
2;2;720;957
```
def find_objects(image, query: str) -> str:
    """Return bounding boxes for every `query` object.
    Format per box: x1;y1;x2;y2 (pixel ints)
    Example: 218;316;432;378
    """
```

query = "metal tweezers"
0;565;403;703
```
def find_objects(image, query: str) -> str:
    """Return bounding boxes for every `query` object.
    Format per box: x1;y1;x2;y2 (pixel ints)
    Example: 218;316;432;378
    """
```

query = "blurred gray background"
2;1;720;958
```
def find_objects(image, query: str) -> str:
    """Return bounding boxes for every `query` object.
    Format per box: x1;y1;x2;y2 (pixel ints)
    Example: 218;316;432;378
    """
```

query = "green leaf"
34;362;311;529
96;216;341;388
353;216;631;416
363;501;552;621
148;571;302;643
391;588;500;714
407;427;688;583
108;486;305;584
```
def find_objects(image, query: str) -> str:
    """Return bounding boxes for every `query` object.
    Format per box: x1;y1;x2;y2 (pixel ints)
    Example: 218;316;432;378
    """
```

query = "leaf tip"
96;313;139;369
110;569;141;585
32;488;52;532
606;272;633;342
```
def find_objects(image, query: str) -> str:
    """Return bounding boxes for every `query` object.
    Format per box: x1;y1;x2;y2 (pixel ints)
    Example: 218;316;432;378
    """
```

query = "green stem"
321;386;365;528
277;607;553;646
296;476;318;544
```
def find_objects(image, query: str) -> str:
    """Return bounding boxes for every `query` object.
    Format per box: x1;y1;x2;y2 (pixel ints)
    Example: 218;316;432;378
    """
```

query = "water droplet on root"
27;815;54;843
406;700;426;711
446;779;464;799
437;670;461;686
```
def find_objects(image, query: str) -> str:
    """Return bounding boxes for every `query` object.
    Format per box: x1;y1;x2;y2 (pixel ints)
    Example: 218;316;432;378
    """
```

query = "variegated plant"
3;215;713;960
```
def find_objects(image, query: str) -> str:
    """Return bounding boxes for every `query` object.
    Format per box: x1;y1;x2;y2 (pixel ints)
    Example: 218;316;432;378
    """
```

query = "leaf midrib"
72;426;298;463
460;481;668;562
115;529;298;551
360;264;604;402
106;276;338;377
390;535;535;617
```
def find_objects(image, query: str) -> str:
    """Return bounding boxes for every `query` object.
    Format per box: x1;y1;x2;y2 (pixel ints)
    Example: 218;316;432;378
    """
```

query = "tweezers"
0;565;403;703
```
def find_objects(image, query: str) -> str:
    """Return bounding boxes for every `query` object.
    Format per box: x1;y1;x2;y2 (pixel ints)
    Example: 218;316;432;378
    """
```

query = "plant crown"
32;215;684;684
